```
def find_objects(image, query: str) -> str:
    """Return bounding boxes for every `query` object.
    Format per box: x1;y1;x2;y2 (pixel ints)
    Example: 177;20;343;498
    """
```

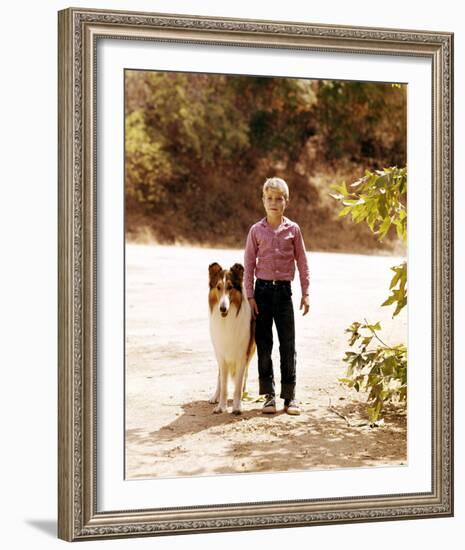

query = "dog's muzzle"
219;297;229;317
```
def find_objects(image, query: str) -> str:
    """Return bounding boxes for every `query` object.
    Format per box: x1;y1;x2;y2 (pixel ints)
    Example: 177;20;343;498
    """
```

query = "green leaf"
337;206;353;217
389;268;402;290
362;336;373;347
365;321;382;332
332;181;349;196
367;400;383;423
377;216;392;240
381;295;396;307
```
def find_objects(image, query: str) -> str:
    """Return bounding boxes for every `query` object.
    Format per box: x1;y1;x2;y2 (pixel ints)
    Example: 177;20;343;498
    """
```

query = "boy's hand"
248;298;259;320
300;295;310;316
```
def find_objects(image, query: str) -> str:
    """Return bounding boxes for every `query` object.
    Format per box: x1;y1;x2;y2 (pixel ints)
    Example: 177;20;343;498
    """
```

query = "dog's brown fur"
208;261;256;413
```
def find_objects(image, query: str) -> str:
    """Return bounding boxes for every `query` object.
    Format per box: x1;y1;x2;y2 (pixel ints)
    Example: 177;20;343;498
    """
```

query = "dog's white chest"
209;301;251;363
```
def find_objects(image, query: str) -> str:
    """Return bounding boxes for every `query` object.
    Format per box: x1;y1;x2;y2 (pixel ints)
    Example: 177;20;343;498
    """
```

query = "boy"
244;177;310;415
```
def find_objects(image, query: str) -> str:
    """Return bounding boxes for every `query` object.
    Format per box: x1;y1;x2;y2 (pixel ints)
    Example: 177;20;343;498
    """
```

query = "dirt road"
125;244;407;480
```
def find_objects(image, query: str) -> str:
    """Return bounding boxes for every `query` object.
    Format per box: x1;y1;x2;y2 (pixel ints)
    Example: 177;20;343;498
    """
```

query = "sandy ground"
125;244;407;480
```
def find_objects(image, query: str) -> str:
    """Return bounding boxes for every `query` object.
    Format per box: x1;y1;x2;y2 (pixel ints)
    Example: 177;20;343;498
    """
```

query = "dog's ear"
209;262;223;287
230;263;244;284
209;262;222;276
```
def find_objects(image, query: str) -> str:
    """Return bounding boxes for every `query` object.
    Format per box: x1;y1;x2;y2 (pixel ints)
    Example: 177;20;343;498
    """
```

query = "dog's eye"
227;285;232;291
217;285;221;290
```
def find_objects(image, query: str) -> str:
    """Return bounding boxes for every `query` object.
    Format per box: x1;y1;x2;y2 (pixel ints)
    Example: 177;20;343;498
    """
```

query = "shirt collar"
260;216;290;229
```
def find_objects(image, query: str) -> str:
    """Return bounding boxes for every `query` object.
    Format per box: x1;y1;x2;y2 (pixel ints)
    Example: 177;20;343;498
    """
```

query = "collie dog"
208;262;256;414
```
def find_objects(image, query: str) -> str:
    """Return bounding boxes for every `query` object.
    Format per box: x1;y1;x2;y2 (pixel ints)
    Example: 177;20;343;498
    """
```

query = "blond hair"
262;177;289;199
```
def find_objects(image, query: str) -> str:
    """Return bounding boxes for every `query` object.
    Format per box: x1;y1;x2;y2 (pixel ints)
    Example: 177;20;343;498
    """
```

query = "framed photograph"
58;7;454;541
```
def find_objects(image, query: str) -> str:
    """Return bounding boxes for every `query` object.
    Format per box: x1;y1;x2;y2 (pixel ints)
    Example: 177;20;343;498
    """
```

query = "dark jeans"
254;279;296;400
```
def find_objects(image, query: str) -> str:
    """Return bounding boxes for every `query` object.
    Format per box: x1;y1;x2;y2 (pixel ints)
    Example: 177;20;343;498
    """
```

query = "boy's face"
262;188;288;218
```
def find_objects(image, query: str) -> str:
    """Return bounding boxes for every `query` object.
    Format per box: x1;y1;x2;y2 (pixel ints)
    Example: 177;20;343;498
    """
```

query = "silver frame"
58;7;454;541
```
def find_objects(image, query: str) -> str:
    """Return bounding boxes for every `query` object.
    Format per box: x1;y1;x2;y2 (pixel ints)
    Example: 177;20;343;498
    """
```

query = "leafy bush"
341;321;407;425
332;167;407;423
330;167;406;241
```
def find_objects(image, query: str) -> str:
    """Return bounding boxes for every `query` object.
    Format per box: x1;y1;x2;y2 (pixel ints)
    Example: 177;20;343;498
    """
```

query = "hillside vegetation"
125;71;406;254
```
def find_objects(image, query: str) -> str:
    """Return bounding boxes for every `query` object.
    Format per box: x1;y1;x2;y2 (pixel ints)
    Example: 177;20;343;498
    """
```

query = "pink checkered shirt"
244;216;310;299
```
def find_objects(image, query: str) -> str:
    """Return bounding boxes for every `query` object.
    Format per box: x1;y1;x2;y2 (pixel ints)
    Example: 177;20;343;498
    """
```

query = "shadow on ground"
127;400;264;442
126;398;406;478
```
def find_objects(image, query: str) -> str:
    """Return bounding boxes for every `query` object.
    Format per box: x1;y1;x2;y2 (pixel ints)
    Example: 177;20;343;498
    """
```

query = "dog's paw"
213;404;227;414
209;395;219;404
232;400;242;415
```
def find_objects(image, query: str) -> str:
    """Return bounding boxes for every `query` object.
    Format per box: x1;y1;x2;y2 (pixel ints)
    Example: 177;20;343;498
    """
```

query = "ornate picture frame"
58;7;453;541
